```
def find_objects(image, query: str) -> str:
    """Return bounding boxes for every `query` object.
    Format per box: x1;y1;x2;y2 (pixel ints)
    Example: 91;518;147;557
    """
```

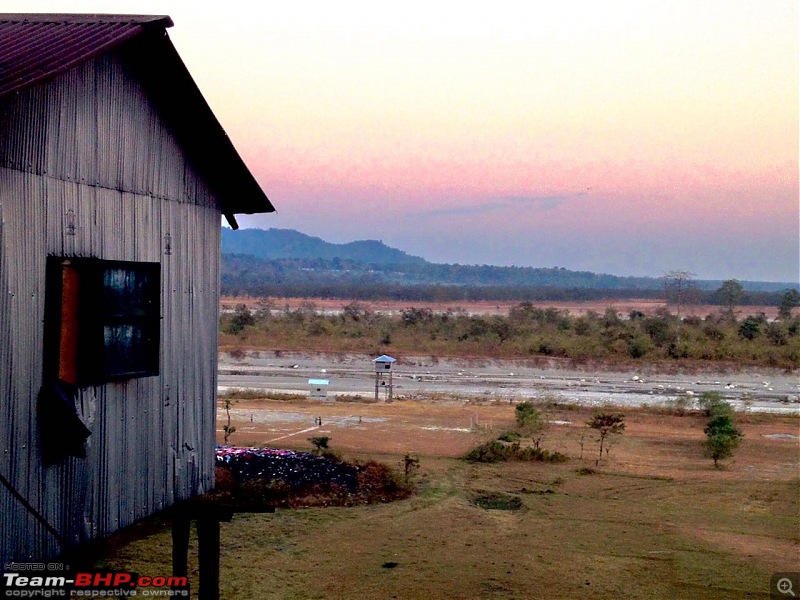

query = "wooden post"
197;515;221;600
169;500;245;599
171;513;190;583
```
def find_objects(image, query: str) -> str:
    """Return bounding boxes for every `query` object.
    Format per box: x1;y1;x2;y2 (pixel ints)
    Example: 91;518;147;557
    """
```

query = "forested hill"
222;227;427;265
220;228;796;299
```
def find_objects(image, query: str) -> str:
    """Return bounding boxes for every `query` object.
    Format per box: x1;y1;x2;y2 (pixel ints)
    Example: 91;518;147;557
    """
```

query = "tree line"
222;255;795;306
221;300;800;370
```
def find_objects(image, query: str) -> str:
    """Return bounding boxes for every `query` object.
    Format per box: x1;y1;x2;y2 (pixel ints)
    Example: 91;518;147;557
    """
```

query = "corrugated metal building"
0;14;274;562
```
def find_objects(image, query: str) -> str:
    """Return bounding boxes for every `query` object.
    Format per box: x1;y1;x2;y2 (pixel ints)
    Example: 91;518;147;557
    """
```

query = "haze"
9;0;799;281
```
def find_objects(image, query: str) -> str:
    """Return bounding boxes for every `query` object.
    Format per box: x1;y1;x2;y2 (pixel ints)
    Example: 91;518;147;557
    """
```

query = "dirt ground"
218;395;800;578
221;296;782;319
93;392;799;599
219;397;799;482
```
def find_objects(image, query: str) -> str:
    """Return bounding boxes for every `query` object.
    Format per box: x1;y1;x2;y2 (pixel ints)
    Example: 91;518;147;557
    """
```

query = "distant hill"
221;228;797;299
221;227;427;265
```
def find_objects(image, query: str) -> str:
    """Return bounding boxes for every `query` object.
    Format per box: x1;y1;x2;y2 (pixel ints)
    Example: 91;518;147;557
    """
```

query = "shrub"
212;451;412;509
400;307;434;326
321;449;344;463
227;347;247;361
464;440;567;463
698;392;733;418
739;316;762;340
641;316;676;346
464;440;510;463
214;466;237;493
472;492;523;511
668;396;692;416
226;303;255;335
355;460;414;503
497;431;521;442
308;436;330;453
239;478;293;506
703;324;726;341
766;323;788;346
627;336;650;358
667;342;689;359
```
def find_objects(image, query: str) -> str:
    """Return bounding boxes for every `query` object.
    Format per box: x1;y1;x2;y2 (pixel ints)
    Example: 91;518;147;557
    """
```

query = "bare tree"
222;397;236;444
588;413;626;465
663;270;698;319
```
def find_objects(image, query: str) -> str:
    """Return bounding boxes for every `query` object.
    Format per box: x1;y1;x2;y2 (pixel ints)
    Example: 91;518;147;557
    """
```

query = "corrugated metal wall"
0;51;220;561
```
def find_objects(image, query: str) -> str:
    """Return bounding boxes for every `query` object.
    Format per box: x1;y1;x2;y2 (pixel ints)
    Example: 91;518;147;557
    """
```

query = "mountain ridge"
221;227;796;292
221;227;426;265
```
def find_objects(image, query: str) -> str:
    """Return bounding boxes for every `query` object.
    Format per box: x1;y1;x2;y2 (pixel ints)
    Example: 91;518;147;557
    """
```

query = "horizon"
224;226;798;285
8;1;799;282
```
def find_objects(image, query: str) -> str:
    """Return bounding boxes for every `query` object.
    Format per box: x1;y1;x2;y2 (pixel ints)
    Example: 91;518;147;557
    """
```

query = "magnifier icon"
778;578;796;597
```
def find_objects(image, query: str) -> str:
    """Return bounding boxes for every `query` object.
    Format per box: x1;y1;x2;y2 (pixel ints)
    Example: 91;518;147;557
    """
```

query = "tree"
515;402;546;449
716;279;743;321
778;289;800;319
308;436;330;454
587;413;626;464
663;271;698;319
222;397;236;444
704;415;743;467
227;303;255;335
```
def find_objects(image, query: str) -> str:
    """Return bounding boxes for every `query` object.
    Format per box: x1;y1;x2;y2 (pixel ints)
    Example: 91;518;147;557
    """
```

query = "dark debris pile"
215;445;358;492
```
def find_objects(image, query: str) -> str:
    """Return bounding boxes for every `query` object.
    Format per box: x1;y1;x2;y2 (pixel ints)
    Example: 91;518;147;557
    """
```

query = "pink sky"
9;0;799;281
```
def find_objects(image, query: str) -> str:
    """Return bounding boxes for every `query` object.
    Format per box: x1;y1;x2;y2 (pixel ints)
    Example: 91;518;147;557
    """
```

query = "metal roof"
0;14;173;98
0;14;273;220
373;355;396;363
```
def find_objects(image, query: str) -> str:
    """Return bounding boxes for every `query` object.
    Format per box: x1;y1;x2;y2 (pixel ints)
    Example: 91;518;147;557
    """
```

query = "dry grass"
222;296;784;320
220;389;307;402
93;397;798;599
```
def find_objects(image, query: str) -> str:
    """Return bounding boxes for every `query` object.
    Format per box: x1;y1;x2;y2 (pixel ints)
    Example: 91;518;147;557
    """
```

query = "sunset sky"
7;1;799;281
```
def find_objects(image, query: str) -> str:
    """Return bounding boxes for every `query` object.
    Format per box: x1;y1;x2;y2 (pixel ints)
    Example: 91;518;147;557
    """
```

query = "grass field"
92;397;799;599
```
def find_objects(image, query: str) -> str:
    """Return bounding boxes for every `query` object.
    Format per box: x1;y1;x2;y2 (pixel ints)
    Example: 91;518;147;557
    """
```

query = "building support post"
171;513;190;583
170;502;234;600
197;516;221;600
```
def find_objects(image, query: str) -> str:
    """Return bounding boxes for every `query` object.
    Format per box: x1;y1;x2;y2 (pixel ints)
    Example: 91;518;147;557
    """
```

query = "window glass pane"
102;321;158;378
102;267;158;318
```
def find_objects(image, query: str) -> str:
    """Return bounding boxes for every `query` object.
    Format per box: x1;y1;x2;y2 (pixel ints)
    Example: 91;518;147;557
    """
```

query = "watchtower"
373;355;396;402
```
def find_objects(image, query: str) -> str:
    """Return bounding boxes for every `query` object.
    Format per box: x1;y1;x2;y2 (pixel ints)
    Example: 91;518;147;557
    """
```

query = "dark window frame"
44;257;161;385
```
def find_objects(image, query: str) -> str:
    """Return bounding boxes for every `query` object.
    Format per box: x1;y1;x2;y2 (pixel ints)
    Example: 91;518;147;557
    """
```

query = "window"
44;257;160;385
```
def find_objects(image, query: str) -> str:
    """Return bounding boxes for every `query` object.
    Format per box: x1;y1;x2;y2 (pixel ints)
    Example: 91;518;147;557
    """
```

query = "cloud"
419;192;590;218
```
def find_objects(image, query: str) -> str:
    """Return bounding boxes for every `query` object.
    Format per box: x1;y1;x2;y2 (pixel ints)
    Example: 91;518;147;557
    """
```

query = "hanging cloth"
38;380;91;464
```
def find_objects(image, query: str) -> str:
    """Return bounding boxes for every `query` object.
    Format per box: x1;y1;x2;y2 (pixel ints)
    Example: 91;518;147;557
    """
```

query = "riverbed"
219;351;800;414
